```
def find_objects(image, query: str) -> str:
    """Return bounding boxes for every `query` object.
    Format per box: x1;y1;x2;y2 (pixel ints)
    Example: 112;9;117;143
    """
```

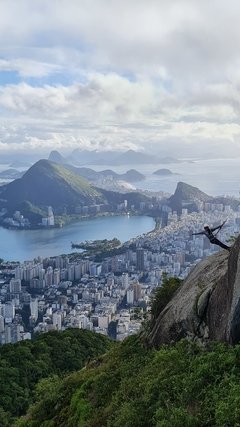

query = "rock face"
149;236;240;347
48;150;65;164
168;181;211;213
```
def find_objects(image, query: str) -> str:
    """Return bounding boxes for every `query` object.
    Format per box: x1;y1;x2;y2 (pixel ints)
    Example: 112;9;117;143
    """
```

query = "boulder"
149;236;240;347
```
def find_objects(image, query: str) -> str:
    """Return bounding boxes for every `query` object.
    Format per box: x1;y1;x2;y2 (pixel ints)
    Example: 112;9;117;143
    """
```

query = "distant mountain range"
66;165;145;183
1;159;237;224
48;151;146;183
0;160;150;221
48;149;181;166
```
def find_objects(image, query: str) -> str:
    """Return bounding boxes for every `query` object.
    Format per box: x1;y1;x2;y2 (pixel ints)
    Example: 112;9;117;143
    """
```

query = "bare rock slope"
149;236;240;347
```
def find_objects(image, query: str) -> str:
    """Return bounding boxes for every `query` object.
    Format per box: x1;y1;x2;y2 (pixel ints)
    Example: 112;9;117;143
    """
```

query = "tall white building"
121;273;129;289
98;315;109;329
3;301;15;322
53;268;60;286
68;265;75;281
127;288;134;305
0;315;4;333
45;266;53;286
74;264;82;280
48;206;55;226
42;206;55;226
30;298;38;321
53;312;62;330
9;278;22;294
15;266;23;280
78;314;88;329
4;324;12;344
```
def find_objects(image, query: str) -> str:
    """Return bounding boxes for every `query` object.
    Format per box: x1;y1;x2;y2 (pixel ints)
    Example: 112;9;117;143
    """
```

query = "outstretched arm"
192;231;205;235
211;224;222;232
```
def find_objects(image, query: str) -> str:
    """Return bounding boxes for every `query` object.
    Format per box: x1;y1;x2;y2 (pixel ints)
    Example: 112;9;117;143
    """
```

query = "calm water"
0;215;155;262
89;158;240;197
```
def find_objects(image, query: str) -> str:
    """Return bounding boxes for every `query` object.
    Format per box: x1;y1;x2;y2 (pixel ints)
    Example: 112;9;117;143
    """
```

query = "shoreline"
0;214;156;262
0;211;157;232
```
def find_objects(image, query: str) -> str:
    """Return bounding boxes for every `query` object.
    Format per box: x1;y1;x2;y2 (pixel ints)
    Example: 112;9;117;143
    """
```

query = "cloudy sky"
1;0;240;157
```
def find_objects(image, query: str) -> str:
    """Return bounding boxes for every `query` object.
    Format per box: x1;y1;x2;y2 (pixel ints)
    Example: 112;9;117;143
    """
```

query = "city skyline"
1;1;240;158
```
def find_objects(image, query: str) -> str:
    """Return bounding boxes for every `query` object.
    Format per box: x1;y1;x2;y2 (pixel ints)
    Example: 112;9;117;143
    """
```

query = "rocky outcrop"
168;181;212;213
149;236;240;348
48;150;66;164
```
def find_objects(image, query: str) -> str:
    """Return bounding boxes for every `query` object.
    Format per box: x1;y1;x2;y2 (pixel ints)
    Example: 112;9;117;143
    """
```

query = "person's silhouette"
192;223;230;251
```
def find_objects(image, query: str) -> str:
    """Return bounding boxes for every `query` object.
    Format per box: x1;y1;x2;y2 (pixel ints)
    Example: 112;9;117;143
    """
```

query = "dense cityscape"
0;199;239;345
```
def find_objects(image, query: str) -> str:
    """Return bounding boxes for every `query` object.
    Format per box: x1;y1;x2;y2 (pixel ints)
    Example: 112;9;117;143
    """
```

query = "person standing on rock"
192;222;231;251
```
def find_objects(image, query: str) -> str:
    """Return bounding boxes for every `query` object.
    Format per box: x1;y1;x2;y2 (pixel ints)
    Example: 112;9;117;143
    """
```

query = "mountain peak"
0;159;104;213
175;181;209;196
169;181;211;213
48;150;65;164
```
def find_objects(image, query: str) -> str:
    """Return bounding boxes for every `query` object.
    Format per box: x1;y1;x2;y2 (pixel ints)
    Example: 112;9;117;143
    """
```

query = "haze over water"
90;158;240;197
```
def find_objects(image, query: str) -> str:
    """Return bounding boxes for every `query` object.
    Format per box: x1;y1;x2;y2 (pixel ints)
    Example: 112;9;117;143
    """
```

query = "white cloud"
1;0;240;80
0;58;61;77
1;1;240;156
0;74;165;122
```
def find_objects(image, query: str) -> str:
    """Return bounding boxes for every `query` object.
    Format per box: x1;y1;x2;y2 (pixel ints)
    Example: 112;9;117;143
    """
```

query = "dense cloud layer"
0;0;240;156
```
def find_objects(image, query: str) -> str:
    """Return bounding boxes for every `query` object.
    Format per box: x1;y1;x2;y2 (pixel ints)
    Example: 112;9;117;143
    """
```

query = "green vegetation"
13;201;47;223
50;162;102;198
72;238;121;253
69;237;128;263
145;275;182;332
2;160;105;213
3;278;240;427
14;336;240;427
100;188;151;206
0;160;153;222
0;329;111;426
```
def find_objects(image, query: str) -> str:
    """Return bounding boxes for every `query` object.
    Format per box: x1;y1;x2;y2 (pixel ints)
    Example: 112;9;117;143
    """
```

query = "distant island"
9;160;32;168
153;168;180;176
153;168;174;176
0;169;24;180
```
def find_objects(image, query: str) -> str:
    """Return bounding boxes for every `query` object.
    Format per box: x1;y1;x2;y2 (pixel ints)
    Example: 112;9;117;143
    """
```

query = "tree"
149;274;182;328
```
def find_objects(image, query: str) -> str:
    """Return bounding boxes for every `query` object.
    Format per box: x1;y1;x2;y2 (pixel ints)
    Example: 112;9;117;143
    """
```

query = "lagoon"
0;215;155;262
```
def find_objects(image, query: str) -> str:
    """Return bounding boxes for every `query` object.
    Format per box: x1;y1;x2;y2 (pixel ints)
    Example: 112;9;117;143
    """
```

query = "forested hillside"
4;267;240;426
0;329;110;427
14;335;240;427
12;260;240;427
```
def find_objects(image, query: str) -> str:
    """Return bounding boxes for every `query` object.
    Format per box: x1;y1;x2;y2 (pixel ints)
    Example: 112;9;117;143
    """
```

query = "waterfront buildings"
0;202;239;344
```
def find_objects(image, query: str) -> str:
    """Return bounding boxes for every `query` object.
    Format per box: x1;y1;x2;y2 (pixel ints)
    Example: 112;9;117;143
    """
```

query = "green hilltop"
0;160;150;219
0;159;106;213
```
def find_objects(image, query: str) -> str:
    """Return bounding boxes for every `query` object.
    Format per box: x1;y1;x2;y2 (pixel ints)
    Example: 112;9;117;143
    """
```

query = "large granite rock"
149;236;240;348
